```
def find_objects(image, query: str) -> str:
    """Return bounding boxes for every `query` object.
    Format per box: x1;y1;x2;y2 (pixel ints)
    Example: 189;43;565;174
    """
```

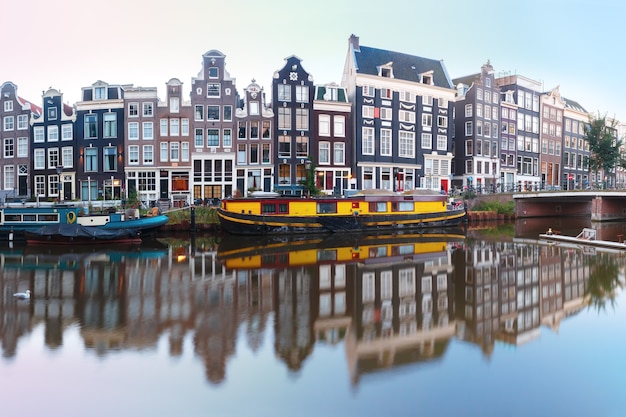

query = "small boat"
24;223;142;245
0;203;169;242
539;227;626;251
216;189;466;235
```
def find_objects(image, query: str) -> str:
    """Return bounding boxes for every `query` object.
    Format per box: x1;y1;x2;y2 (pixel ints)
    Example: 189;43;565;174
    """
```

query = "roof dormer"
419;70;434;85
378;62;394;78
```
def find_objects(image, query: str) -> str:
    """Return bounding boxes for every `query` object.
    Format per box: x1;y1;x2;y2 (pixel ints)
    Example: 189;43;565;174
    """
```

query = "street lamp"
56;165;63;203
304;159;312;197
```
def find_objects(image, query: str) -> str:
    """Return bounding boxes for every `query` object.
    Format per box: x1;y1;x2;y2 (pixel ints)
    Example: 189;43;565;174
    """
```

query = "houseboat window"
262;204;276;214
317;202;337;214
369;247;387;257
369;202;387;212
38;214;59;222
391;202;414;212
278;204;288;213
23;214;36;221
4;214;21;221
317;250;337;261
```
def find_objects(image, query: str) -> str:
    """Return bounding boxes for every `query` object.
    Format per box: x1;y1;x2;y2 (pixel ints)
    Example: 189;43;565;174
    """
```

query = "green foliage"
471;200;515;216
165;207;218;224
584;113;621;183
584;252;622;312
299;157;323;196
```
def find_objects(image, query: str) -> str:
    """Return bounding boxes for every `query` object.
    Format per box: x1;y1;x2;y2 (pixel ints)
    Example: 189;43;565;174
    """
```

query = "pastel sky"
2;0;624;122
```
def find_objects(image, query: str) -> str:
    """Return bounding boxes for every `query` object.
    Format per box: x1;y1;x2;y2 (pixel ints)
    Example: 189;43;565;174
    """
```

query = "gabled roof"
563;97;587;114
452;73;480;88
354;45;453;89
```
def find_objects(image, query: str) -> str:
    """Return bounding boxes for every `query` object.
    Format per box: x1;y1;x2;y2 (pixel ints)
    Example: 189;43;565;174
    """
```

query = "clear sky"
2;0;624;122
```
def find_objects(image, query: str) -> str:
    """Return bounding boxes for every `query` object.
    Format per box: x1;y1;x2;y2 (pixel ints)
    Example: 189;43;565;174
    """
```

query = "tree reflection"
584;252;623;312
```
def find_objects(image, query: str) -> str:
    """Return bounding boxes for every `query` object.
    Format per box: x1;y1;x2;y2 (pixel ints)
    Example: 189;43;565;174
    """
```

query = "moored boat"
24;223;142;245
216;189;466;235
0;203;169;242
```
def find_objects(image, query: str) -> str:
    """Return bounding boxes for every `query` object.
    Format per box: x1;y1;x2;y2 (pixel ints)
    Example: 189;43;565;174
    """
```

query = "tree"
584;113;621;188
300;157;322;197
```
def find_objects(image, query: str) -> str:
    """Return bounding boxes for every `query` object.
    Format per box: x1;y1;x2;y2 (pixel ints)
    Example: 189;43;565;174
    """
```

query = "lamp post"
304;159;312;197
56;165;63;203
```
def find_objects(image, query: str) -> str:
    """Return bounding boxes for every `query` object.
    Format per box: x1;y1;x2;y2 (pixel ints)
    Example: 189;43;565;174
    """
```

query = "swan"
13;290;31;300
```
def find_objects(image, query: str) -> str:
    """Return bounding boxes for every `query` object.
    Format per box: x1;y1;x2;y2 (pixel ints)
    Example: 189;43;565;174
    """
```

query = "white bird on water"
13;290;31;300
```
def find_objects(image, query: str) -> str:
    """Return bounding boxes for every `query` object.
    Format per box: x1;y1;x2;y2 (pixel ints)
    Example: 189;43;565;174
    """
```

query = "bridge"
514;191;626;221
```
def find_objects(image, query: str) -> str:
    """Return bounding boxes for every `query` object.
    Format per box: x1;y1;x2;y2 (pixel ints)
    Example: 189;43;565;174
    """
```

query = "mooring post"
190;205;196;232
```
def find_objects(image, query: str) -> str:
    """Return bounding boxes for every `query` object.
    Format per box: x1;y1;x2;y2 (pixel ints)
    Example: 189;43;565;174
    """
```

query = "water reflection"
0;228;623;385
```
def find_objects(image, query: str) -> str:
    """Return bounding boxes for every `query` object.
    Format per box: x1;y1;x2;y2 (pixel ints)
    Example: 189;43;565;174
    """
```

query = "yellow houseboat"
216;189;466;235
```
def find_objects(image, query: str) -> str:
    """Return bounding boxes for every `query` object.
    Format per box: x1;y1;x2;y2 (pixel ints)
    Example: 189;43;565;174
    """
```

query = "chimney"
349;34;360;52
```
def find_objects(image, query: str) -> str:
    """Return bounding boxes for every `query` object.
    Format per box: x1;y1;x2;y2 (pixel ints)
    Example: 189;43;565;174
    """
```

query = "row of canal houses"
0;35;620;207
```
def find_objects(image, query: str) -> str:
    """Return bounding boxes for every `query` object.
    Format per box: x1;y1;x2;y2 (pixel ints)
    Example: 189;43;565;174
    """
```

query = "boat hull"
24;224;142;245
217;207;466;235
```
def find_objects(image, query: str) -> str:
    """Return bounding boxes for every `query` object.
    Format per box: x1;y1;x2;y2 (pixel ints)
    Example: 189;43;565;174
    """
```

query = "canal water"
1;219;626;417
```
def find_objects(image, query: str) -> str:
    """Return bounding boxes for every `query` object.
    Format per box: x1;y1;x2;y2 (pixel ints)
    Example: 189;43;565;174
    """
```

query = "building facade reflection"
0;231;622;385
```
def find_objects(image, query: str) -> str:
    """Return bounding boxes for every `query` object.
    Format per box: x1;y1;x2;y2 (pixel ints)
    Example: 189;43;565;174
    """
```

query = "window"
421;133;432;149
278;108;291;129
195;128;203;147
17;115;28;130
223;128;232;147
47;125;59;142
170;97;179;113
262;121;271;139
437;135;447;150
4;138;14;158
277;84;291;101
278;135;290;157
207;105;219;121
182;119;189;136
250;121;259;139
334;142;345;165
296;85;309;102
104;147;117;171
170;119;179;136
129;103;139;117
85;114;97;138
160;142;168;162
422;114;432;128
380;129;392;156
17;137;28;157
128;145;139;164
237;144;246;164
400;91;415;102
160;119;168;136
4;116;15;132
399;131;415;157
4;166;14;190
4;100;13;112
362;85;375;97
85;147;98;171
465;121;473;136
319;115;330;136
62;124;73;141
94;86;106;100
380;107;392;121
138;172;156;191
381;88;392;99
34;126;45;142
128;122;139;140
362;127;374;155
223;105;232;121
238;122;247;139
362;106;375;118
207;129;219;147
208;67;219;78
207;83;220;97
438;115;448;128
249;101;259;116
48;107;57;120
334;116;345;137
296;108;309;130
319;142;330;164
466;140;473;156
194;105;203;120
181;142;189;161
142;122;153;140
143;145;153;164
250;143;259;163
34;149;45;169
296;136;308;157
171;142;180;161
142;102;153;116
103;113;116;138
399;110;415;123
262;143;270;163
